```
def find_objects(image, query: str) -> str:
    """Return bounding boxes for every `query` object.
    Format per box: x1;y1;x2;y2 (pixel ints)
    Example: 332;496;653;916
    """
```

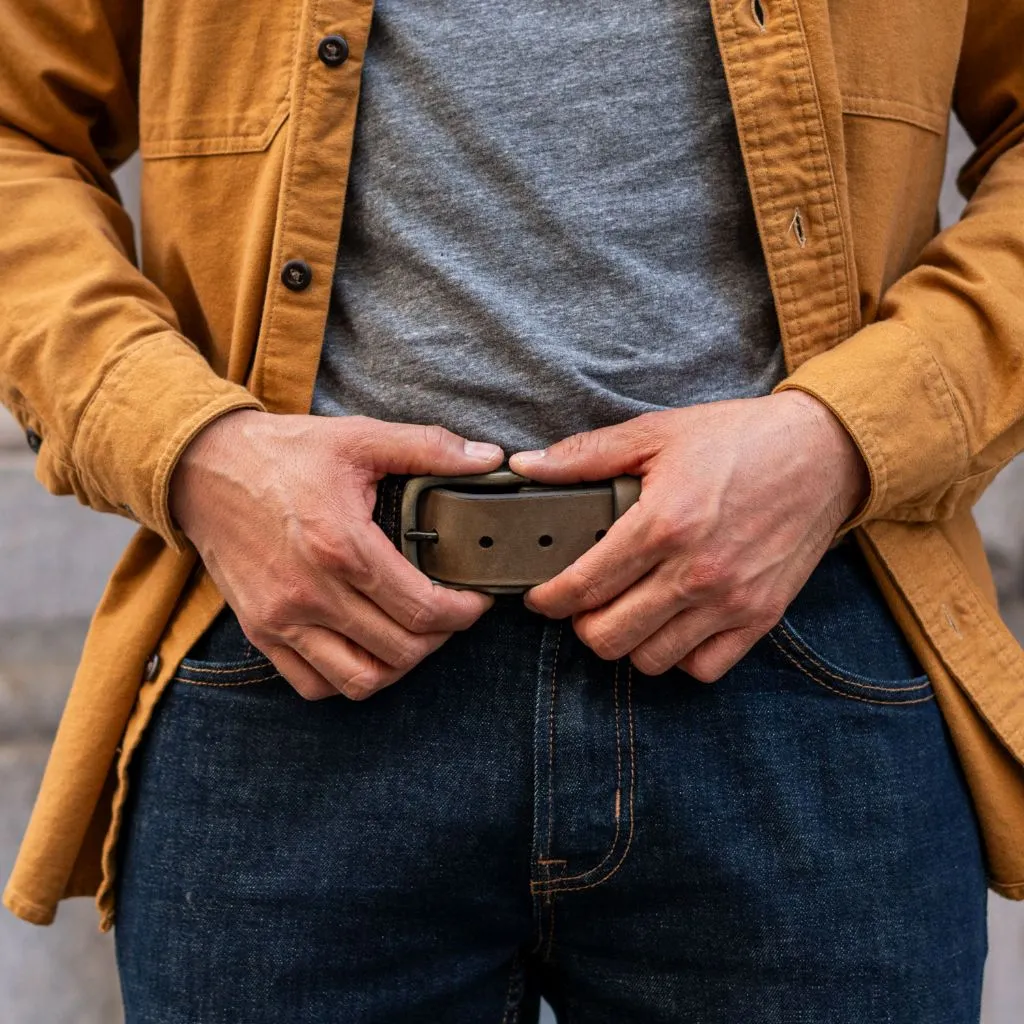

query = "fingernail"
513;449;546;464
464;440;503;460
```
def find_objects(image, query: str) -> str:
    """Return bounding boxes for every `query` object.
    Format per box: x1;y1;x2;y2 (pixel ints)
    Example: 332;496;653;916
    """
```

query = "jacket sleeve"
0;0;263;549
772;0;1024;535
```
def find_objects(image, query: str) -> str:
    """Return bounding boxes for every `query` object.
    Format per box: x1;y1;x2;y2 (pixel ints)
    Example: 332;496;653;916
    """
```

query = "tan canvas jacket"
2;0;1024;930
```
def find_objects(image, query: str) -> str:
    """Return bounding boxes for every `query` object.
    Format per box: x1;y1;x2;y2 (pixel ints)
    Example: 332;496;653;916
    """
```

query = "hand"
508;391;869;681
170;410;504;700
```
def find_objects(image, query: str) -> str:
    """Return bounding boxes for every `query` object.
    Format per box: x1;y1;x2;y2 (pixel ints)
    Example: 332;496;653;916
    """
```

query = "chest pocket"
828;0;966;135
138;0;300;158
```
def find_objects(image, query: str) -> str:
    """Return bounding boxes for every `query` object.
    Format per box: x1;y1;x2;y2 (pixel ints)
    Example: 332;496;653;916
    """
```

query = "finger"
297;569;454;667
678;624;766;683
507;417;659;482
308;613;451;675
571;560;692;661
348;418;505;477
352;525;496;633
290;626;405;700
524;502;660;619
628;606;728;676
262;643;342;701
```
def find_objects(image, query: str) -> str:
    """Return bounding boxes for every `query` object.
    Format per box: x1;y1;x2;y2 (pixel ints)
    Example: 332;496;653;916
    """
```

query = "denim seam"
768;632;935;706
175;660;273;675
532;664;636;895
544;900;557;963
536;658;621;887
544;621;564;867
388;477;401;545
498;951;523;1024
173;672;280;688
773;621;932;692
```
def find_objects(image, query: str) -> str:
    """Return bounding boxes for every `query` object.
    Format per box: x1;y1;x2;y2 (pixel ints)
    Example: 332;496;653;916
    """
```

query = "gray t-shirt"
312;0;784;452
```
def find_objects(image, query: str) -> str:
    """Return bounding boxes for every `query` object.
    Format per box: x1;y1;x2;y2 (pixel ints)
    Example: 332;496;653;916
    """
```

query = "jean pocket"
765;541;933;706
173;606;280;689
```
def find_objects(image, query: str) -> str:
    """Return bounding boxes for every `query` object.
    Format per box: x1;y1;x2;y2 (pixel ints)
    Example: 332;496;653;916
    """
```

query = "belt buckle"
398;468;640;594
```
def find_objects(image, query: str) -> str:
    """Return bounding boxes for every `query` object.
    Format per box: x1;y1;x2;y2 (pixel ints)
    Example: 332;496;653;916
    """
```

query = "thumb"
508;420;656;482
355;419;504;476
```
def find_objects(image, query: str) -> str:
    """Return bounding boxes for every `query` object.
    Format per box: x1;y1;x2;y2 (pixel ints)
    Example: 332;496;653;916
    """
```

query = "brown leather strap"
402;472;641;591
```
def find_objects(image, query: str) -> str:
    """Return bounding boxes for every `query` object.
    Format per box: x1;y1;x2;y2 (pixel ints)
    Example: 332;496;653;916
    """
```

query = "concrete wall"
2;126;1023;1023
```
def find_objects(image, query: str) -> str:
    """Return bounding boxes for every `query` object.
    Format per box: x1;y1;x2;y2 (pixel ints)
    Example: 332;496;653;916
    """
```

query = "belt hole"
538;534;553;547
751;0;767;31
479;535;494;548
594;529;607;542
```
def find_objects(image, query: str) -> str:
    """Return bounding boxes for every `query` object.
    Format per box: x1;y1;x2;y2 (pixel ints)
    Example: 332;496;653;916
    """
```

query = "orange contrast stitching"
772;622;932;692
173;672;280;689
536;659;622;887
533;664;637;895
545;621;563;862
175;660;273;676
539;665;637;896
768;633;934;706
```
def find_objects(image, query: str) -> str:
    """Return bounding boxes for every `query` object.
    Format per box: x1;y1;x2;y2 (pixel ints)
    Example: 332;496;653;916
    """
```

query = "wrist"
169;408;266;535
776;389;870;522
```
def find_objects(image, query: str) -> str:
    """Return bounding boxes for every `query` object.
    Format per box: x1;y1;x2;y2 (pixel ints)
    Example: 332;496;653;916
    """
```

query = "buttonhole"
789;208;807;248
594;529;607;542
479;535;494;548
538;534;553;547
751;0;767;31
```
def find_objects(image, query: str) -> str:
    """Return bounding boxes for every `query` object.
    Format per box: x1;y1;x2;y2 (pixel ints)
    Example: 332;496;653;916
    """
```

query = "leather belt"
397;468;642;594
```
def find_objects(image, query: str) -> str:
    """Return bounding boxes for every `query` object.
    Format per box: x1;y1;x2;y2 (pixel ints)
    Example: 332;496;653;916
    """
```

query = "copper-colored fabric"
2;0;1024;929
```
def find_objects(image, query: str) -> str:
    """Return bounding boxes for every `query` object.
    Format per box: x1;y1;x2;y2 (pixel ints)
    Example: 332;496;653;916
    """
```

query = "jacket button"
317;34;349;67
281;259;313;291
143;652;161;682
25;429;42;453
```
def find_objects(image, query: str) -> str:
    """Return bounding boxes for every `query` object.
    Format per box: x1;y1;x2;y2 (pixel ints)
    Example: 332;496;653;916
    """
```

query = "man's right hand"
169;410;505;701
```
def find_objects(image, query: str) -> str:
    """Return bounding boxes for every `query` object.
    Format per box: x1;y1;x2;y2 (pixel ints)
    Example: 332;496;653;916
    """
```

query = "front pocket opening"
769;620;933;705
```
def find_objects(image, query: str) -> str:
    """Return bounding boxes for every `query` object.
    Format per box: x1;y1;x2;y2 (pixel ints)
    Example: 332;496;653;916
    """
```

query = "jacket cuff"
61;333;264;549
771;319;970;532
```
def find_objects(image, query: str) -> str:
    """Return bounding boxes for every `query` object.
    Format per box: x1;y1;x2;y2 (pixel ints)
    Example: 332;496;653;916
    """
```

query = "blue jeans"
114;481;987;1023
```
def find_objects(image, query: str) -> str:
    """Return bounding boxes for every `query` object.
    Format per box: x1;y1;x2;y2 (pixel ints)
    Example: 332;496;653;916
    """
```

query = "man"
2;0;1023;1021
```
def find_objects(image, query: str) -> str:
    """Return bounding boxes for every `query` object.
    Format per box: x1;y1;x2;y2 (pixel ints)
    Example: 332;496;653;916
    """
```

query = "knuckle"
340;544;373;588
341;665;390;701
406;596;443;634
563;432;590;459
649;514;686;552
665;571;693;605
237;617;272;654
631;646;667;677
420;423;454;457
390;639;425;672
684;653;721;684
302;524;354;572
291;679;332;702
576;616;625;661
571;568;606;609
762;596;789;627
340;648;397;700
687;552;730;594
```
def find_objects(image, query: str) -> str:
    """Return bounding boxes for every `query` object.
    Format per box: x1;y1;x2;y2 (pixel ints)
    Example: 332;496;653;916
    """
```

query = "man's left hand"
507;391;869;681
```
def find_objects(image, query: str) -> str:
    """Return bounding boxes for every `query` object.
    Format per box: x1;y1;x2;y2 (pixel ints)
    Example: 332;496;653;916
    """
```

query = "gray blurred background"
2;120;1023;1022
